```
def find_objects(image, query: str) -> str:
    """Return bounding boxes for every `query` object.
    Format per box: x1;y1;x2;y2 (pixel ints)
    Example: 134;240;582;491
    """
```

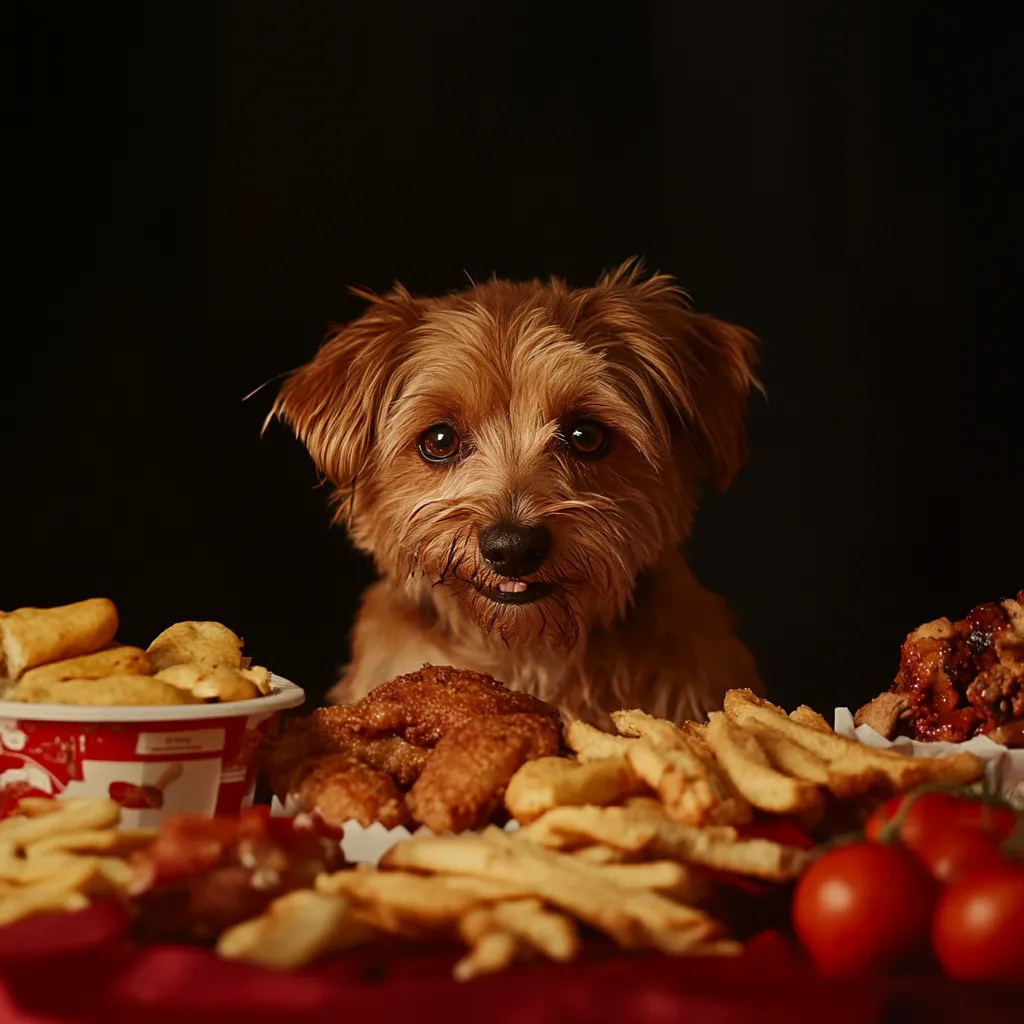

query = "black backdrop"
8;2;1021;712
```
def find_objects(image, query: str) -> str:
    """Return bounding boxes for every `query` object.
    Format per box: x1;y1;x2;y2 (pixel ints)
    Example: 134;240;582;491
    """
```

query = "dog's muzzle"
476;522;553;604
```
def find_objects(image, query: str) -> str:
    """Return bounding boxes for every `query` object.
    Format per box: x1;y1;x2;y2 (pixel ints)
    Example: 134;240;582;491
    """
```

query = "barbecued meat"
885;591;1024;744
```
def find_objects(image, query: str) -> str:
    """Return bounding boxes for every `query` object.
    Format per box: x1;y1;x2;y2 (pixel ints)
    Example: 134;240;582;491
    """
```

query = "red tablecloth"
0;903;1020;1024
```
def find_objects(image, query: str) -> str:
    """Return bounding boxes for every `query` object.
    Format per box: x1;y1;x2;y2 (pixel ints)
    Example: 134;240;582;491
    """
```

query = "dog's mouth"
473;579;554;605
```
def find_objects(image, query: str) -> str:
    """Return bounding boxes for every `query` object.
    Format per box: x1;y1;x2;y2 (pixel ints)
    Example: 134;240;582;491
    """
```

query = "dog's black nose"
479;523;552;578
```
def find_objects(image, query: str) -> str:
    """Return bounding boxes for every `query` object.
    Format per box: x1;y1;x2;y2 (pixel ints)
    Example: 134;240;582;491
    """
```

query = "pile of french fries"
217;688;986;980
0;598;272;705
0;796;154;927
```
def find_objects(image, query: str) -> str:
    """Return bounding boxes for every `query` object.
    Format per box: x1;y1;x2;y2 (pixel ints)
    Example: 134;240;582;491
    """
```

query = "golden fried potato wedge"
706;712;824;816
7;674;199;706
17;646;151;689
1;599;118;680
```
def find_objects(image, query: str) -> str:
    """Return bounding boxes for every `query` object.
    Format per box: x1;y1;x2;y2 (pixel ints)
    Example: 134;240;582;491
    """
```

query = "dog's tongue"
498;580;529;594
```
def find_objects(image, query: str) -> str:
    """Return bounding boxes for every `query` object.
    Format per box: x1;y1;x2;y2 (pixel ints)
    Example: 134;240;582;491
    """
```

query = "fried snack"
7;674;200;707
749;727;833;784
0;796;147;928
706;712;824;816
610;709;693;749
461;898;579;963
17;646;150;689
243;665;273;695
147;620;244;673
0;598;118;680
505;756;640;824
625;741;720;826
789;705;834;732
216;890;376;969
382;827;720;953
317;866;498;923
266;667;564;832
724;688;985;795
292;753;412;829
324;665;563;746
565;720;636;761
518;804;805;882
155;663;261;703
454;926;520;981
406;713;561;833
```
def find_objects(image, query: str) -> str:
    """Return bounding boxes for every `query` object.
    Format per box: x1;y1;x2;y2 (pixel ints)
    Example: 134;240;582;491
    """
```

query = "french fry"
570;844;636;865
316;868;493;925
789;705;833;732
216;890;370;969
611;709;691;750
749;726;833;784
462;899;579;963
625;741;719;826
505;756;641;824
644;821;809;882
0;798;121;846
565;721;637;762
706;713;824;815
0;852;83;884
0;889;90;928
454;928;519;981
723;689;984;794
593;860;710;901
525;805;738;853
26;829;122;857
381;828;719;952
519;804;805;882
14;798;62;818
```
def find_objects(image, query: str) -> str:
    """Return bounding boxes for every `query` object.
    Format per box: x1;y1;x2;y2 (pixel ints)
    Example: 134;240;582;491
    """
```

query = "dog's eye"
564;419;611;459
417;423;461;463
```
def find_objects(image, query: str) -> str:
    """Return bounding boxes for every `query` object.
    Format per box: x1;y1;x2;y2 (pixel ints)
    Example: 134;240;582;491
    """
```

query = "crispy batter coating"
292;753;412;829
262;666;564;831
406;713;562;833
325;665;562;746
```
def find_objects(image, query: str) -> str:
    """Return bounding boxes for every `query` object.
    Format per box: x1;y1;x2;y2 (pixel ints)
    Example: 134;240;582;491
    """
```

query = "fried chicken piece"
406;713;561;833
291;753;412;829
892;617;983;742
854;691;911;739
263;713;430;798
262;666;564;831
330;665;563;746
889;592;1024;743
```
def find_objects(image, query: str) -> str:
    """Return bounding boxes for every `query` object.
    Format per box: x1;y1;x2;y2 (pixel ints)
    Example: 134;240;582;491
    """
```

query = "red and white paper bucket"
0;675;304;825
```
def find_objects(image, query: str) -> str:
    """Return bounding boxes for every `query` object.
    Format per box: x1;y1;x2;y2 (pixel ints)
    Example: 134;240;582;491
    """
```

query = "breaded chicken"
406;712;562;833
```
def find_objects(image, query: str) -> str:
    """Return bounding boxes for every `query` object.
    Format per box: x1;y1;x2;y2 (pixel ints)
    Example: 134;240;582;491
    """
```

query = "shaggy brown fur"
270;260;763;725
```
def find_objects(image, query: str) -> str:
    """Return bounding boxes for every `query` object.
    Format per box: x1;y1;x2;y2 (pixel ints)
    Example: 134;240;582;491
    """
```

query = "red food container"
0;675;304;825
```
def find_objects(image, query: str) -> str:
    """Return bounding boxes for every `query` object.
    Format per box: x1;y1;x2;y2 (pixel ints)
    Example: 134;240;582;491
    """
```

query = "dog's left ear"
267;287;421;491
589;265;762;490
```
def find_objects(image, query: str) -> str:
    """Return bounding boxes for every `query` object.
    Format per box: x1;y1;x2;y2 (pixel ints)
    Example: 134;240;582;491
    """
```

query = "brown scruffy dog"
270;261;763;725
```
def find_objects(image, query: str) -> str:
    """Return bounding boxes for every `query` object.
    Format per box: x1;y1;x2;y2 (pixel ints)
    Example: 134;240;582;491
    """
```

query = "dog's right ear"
268;287;420;489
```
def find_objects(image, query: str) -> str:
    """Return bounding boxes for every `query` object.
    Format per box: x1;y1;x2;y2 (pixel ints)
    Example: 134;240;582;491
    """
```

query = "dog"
270;260;763;725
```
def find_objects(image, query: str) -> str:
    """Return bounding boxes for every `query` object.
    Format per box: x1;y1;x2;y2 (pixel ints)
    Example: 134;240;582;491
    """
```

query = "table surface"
0;902;1021;1024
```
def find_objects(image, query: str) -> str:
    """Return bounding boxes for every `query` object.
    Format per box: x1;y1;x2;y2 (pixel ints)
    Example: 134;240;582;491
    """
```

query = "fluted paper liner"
270;795;520;865
834;707;1024;807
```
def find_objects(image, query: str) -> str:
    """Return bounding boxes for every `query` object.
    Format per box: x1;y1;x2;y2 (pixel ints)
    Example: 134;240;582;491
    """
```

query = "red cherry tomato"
792;842;937;976
865;792;1018;852
932;866;1024;981
913;827;1011;884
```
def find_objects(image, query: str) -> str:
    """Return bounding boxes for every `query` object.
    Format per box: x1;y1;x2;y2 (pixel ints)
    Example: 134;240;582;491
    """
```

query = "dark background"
7;2;1021;713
